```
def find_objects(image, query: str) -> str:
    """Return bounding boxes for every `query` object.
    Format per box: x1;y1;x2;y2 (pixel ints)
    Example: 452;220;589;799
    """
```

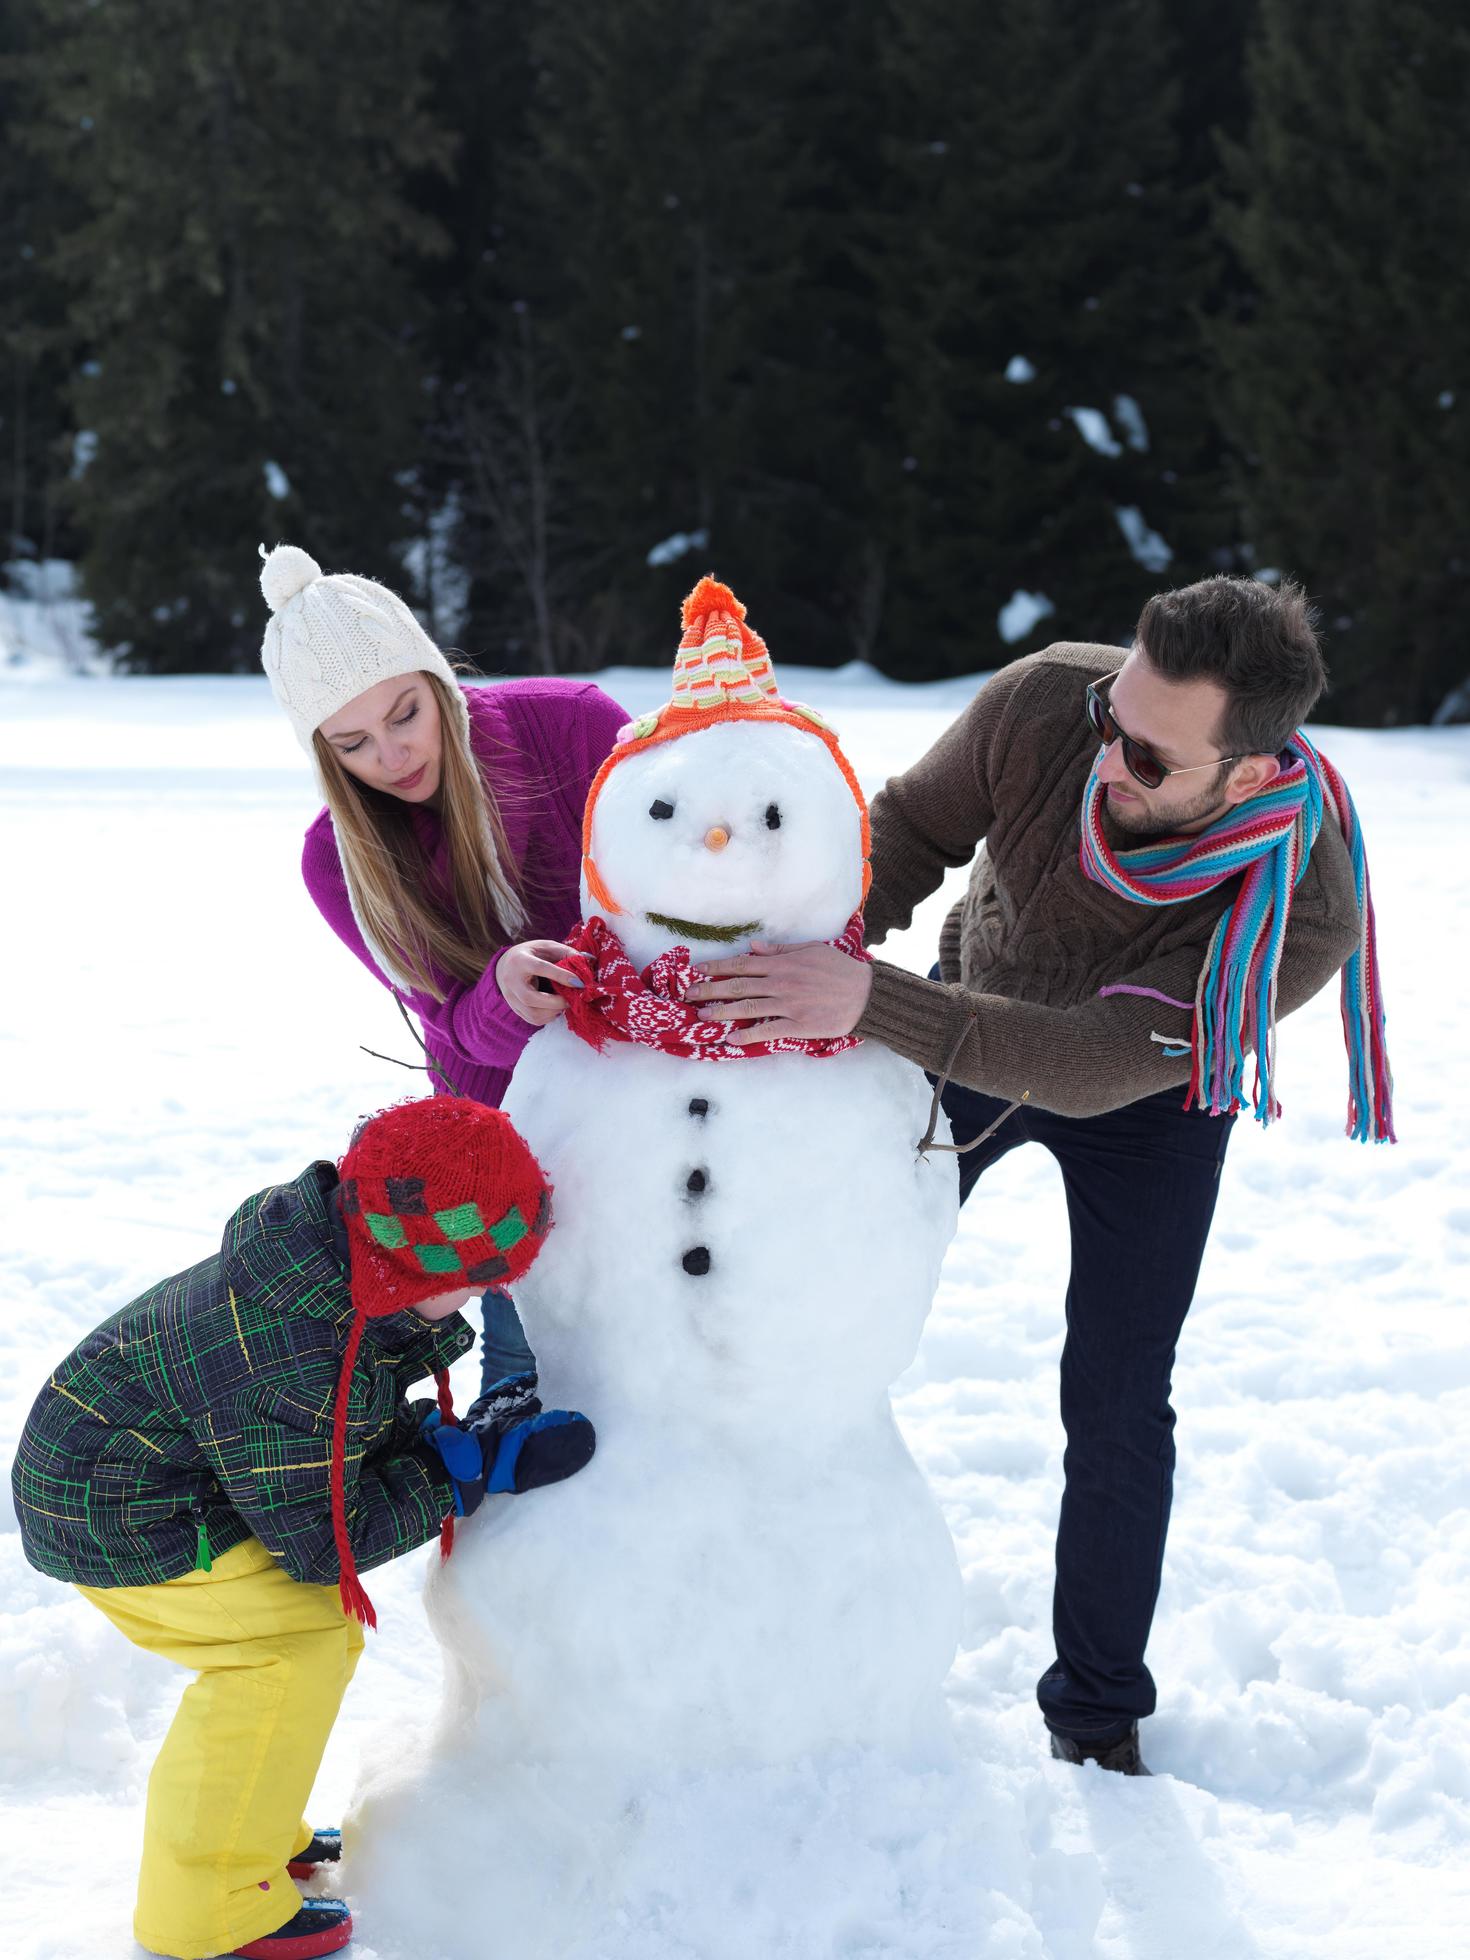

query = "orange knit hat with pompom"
580;576;871;916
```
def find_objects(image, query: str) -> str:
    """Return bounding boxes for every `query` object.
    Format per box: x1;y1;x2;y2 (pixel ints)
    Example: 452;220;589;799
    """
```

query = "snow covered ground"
2;664;1467;1958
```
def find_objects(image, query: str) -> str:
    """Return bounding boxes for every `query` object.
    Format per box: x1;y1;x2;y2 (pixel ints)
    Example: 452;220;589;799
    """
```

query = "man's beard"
1103;766;1233;843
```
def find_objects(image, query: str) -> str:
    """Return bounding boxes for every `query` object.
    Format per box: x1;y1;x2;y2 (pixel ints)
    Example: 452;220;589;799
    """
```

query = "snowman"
351;581;965;1958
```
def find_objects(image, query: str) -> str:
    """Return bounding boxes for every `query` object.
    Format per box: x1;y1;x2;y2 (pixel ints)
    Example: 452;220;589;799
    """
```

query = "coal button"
682;1246;712;1275
689;1097;709;1117
686;1169;708;1194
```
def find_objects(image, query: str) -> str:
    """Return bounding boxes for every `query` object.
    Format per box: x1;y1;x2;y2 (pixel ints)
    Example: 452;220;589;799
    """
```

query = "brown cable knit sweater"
854;642;1362;1118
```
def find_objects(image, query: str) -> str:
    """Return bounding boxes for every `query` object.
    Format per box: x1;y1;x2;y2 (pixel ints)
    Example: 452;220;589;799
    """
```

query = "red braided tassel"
338;1566;378;1631
435;1368;459;1562
435;1366;457;1426
331;1314;378;1628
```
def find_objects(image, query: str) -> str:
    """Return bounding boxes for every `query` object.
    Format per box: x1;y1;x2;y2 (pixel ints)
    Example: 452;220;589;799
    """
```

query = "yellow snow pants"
76;1536;365;1959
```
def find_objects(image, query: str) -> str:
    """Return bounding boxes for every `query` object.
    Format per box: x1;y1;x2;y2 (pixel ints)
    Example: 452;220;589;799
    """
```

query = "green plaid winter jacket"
11;1162;471;1589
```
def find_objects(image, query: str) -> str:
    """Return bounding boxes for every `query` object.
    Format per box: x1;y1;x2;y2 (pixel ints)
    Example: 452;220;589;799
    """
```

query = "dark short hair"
1135;575;1327;757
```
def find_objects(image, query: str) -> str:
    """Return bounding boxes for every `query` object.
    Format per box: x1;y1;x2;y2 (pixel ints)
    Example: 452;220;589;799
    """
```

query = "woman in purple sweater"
259;542;626;1401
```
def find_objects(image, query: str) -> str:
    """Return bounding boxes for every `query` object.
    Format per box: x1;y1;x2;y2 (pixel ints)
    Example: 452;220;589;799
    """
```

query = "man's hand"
495;939;583;1025
682;940;873;1045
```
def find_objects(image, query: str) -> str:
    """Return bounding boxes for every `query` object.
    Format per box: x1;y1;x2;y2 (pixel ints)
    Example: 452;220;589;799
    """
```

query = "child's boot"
232;1897;353;1958
287;1829;342;1880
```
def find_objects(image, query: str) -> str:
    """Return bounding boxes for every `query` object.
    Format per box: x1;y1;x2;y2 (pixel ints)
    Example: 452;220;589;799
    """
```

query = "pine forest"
2;0;1466;721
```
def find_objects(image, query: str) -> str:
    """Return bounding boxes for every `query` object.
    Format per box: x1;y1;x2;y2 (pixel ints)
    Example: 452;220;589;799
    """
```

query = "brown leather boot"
1048;1722;1152;1776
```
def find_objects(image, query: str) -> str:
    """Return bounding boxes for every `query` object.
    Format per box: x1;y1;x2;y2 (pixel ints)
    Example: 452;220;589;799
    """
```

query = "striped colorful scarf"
1079;734;1394;1140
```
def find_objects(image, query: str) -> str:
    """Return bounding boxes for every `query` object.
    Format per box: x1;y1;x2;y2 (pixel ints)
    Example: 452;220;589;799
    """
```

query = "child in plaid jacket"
11;1096;593;1960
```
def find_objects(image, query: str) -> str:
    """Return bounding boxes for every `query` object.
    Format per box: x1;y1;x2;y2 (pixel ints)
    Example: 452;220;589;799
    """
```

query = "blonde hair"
312;673;526;999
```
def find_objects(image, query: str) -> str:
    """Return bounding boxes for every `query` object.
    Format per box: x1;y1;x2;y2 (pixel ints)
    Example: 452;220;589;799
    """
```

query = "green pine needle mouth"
645;911;762;943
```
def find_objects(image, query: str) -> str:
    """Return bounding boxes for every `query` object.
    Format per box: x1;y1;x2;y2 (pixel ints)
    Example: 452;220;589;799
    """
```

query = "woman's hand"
495;940;584;1026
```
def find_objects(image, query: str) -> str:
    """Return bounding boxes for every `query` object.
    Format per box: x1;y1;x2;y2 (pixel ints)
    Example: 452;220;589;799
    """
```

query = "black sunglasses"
1085;676;1242;791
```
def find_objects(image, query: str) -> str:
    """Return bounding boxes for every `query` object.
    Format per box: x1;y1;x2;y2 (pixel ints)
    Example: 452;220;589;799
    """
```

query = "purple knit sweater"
302;677;628;1109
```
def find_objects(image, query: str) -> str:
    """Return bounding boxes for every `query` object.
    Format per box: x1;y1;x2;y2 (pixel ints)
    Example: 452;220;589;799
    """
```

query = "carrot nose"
704;825;731;852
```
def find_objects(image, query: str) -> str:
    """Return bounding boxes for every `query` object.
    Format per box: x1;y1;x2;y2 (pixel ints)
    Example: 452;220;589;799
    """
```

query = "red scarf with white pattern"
557;913;869;1060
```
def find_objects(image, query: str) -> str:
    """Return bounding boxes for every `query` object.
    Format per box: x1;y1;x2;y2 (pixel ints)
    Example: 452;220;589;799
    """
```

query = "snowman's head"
585;721;863;969
580;578;870;969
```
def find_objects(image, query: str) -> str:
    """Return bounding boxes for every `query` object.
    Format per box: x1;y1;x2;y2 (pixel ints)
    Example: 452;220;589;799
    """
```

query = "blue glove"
420;1408;489;1518
423;1406;596;1508
486;1409;597;1494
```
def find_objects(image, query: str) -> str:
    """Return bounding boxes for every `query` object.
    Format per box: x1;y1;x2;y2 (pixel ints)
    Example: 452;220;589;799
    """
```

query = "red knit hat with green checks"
339;1095;551;1315
330;1096;553;1625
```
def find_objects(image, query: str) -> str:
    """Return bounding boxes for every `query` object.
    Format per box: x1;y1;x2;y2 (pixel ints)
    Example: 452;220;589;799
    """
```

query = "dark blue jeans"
937;1046;1234;1740
479;1289;536;1394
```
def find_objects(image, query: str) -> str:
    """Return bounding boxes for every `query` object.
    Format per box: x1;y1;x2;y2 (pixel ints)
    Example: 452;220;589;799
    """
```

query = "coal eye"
649;799;674;820
765;803;782;830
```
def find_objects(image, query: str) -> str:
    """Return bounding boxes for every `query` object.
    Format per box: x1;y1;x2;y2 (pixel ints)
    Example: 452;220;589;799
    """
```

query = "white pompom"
259;542;322;612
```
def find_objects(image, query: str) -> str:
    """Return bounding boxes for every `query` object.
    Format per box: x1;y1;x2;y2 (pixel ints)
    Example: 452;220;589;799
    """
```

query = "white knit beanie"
258;543;471;753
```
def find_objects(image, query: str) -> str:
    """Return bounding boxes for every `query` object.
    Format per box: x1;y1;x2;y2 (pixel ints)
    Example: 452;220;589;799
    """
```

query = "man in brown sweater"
687;575;1364;1774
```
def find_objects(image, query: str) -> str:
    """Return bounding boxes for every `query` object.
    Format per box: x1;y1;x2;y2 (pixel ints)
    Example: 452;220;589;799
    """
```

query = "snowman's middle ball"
587;721;863;970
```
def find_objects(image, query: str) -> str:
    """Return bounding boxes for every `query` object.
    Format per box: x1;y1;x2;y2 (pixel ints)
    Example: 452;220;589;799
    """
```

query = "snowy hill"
2;669;1467;1958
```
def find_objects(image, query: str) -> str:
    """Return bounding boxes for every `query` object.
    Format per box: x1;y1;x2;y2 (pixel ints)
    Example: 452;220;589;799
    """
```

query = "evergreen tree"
22;0;452;671
485;0;881;670
747;0;894;669
0;1;76;571
1215;0;1470;722
873;0;1216;677
1151;0;1257;583
405;0;541;658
